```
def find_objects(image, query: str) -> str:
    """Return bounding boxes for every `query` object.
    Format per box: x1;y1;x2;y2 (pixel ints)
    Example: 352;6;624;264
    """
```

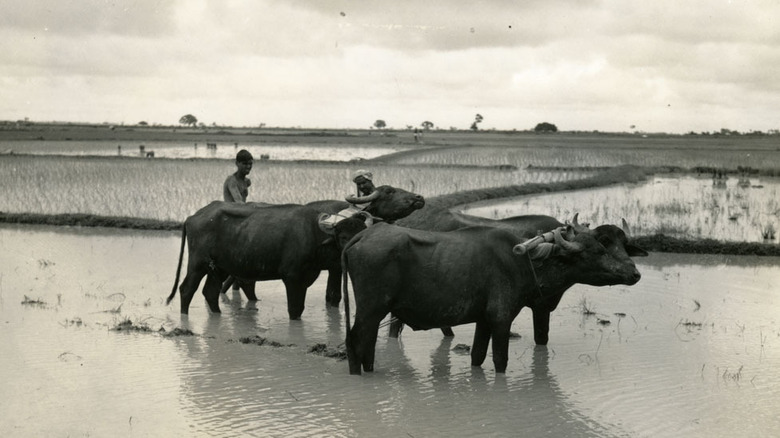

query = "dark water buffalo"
341;219;647;375
403;209;564;235
384;211;566;338
167;185;424;318
217;199;349;305
336;210;568;338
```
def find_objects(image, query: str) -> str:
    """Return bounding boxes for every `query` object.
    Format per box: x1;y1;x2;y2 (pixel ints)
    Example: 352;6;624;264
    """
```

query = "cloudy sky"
1;0;778;133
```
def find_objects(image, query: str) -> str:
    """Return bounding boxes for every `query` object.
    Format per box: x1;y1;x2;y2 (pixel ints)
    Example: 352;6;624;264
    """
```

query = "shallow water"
462;175;780;243
1;224;778;437
0;140;408;161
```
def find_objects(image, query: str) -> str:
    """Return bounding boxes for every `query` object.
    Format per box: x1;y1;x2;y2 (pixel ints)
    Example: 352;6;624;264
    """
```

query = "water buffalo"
402;208;564;234
386;212;567;338
334;210;569;338
341;218;647;375
167;185;424;318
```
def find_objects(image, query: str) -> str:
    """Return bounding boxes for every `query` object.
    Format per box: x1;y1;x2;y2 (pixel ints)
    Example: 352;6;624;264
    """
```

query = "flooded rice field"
0;140;410;162
1;224;778;437
0;154;591;222
463;175;780;243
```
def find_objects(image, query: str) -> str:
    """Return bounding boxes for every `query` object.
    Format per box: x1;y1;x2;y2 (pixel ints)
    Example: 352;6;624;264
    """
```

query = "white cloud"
1;0;779;132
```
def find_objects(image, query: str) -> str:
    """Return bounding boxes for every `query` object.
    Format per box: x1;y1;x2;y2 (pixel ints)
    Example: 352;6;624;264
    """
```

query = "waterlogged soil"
462;175;780;244
0;139;410;161
1;224;779;437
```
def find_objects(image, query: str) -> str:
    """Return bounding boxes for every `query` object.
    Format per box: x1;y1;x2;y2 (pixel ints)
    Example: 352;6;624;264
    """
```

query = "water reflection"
3;140;407;162
461;175;780;243
3;226;778;437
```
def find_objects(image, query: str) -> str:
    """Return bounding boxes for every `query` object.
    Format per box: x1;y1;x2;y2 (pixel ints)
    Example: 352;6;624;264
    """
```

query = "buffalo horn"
621;218;632;238
554;226;584;253
570;213;590;233
346;190;380;204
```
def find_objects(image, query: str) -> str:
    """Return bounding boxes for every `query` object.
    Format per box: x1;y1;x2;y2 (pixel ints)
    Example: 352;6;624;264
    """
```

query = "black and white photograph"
1;1;779;437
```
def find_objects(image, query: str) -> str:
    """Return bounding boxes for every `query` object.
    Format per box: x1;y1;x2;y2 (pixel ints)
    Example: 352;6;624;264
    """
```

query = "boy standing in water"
223;149;254;292
223;149;253;203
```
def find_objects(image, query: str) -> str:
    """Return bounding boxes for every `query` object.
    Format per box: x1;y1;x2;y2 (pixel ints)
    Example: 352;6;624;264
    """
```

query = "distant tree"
421;121;434;130
137;121;148;126
534;122;558;133
374;119;386;130
470;113;483;131
179;114;198;127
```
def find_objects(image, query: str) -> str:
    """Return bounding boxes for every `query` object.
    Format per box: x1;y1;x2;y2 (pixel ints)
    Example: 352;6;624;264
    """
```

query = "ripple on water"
2;227;779;437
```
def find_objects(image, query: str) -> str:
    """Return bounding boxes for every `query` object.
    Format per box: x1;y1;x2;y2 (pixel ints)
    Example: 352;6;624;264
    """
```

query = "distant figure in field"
223;149;253;203
223;149;254;292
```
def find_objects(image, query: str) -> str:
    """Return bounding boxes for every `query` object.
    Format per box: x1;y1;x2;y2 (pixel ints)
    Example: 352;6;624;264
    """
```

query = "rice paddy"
462;174;780;243
0;154;592;222
2;129;779;437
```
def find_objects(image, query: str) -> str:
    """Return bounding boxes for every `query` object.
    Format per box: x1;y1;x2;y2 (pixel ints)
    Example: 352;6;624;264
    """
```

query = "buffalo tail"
341;245;352;343
166;225;187;305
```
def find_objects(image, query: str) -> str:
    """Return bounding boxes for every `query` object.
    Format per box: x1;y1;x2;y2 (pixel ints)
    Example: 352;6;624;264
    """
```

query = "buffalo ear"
626;243;649;257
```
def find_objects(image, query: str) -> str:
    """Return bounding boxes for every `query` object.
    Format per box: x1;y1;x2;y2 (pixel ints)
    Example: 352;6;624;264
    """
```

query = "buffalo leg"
178;269;206;315
532;309;551;345
346;326;362;375
219;276;235;295
283;279;308;320
202;274;224;313
470;321;491;367
351;314;383;373
490;324;512;373
387;316;404;338
361;322;380;373
239;280;258;301
325;269;341;307
440;327;455;337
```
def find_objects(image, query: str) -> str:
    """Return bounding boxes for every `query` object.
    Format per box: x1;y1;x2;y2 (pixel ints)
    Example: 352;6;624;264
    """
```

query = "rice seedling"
0;155;590;222
389;140;780;170
234;335;293;347
21;295;46;307
111;317;152;332
579;296;597;316
308;343;347;360
452;344;471;354
159;327;196;337
762;223;776;240
60;317;84;327
464;174;780;243
722;365;744;382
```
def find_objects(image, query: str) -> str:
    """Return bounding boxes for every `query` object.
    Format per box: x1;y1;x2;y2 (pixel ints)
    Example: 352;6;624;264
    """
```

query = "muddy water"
1;224;778;437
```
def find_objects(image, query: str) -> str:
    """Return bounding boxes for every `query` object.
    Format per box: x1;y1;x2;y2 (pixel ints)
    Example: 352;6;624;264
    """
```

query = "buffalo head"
514;215;648;287
346;185;425;223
